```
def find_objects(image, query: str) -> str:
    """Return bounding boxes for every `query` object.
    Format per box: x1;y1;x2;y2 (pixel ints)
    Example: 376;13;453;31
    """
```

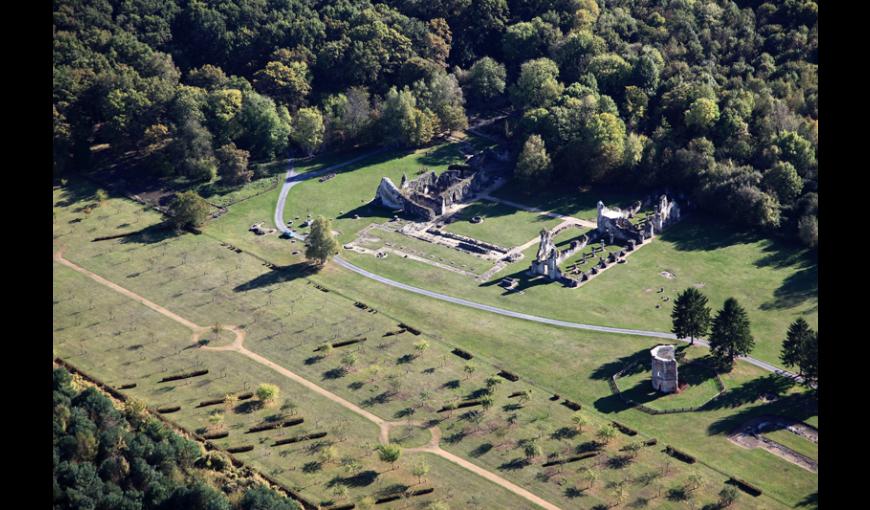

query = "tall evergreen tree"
780;317;813;375
709;298;755;369
305;216;340;265
671;287;712;345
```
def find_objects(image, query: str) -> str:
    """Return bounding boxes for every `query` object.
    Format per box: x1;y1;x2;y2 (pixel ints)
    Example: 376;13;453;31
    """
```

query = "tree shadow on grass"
55;179;100;208
327;470;379;488
760;264;818;311
470;442;493;457
701;374;797;411
594;393;633;414
564;486;587;499
590;349;650;381
658;216;762;252
796;491;818;509
551;427;578;441
114;222;177;245
417;142;464;167
705;388;817;436
233;262;319;292
234;400;264;414
322;368;347;380
498;457;530;471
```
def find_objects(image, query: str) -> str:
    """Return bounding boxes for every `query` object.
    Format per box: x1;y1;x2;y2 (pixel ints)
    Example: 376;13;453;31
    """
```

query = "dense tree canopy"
54;0;818;247
52;368;301;510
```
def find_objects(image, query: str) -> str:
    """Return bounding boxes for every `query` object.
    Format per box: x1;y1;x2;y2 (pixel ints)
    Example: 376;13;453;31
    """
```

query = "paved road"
273;149;801;383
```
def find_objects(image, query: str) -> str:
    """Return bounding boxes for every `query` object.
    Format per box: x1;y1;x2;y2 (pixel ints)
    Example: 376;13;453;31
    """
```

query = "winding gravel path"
273;151;801;382
54;249;561;510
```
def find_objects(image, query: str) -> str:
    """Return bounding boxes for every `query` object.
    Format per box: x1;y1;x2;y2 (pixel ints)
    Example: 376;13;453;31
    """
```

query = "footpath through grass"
52;179;815;509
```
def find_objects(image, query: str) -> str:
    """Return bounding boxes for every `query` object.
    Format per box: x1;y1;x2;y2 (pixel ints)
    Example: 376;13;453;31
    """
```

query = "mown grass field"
763;429;818;462
355;226;494;275
342;213;817;369
314;261;818;508
202;138;817;370
443;200;563;249
53;186;535;509
490;181;641;222
52;178;816;509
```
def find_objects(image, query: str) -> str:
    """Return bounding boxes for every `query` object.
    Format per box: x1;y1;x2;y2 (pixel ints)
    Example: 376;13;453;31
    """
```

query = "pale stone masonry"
651;345;679;393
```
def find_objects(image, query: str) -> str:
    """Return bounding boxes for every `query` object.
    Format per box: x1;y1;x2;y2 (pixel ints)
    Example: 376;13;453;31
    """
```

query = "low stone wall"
427;228;509;254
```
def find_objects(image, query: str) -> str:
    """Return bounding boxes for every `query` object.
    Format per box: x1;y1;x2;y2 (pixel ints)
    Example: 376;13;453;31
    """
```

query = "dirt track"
54;249;561;510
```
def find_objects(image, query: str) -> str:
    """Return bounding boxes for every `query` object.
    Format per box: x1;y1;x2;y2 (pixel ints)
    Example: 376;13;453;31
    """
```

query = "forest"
53;0;818;247
53;367;301;510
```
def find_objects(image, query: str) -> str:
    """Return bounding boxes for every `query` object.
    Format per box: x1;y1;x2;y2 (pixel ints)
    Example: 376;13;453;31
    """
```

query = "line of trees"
671;287;817;386
671;288;754;370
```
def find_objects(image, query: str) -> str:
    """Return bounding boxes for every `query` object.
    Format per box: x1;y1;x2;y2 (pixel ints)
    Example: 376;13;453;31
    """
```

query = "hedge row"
117;383;137;390
612;421;637;436
331;338;367;349
159;369;208;383
541;451;598;467
310;282;330;293
247;417;304;434
203;431;229;440
157;406;181;414
727;477;763;497
398;323;421;335
271;431;328;447
375;487;434;504
226;445;254;453
561;399;582;411
664;446;696;464
198;392;253;406
497;370;519;382
451;348;473;360
197;398;226;408
353;302;377;313
438;400;483;412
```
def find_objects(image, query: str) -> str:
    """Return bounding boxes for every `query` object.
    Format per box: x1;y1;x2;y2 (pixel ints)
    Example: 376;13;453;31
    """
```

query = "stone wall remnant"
372;149;506;221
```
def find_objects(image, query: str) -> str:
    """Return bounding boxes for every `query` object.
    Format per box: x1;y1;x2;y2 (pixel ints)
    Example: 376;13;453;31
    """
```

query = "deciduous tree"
305;216;340;265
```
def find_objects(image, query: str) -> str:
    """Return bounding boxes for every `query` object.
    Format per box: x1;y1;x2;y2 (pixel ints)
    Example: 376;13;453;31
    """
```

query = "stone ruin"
528;223;592;281
527;194;681;288
651;345;679;393
374;148;504;221
596;194;680;244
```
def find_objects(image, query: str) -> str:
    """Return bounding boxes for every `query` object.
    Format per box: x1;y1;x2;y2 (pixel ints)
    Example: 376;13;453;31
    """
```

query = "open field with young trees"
54;178;816;509
54;0;818;507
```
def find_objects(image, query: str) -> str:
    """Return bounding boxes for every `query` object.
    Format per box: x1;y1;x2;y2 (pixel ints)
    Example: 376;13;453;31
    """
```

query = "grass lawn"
340;213;817;370
388;425;432;448
54;177;817;509
490;181;640;222
313;260;818;508
205;138;484;267
443;200;562;249
357;226;495;275
763;429;818;462
615;354;723;412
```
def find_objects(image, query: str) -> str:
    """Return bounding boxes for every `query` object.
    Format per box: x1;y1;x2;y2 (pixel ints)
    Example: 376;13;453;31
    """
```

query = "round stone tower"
651;345;679;393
